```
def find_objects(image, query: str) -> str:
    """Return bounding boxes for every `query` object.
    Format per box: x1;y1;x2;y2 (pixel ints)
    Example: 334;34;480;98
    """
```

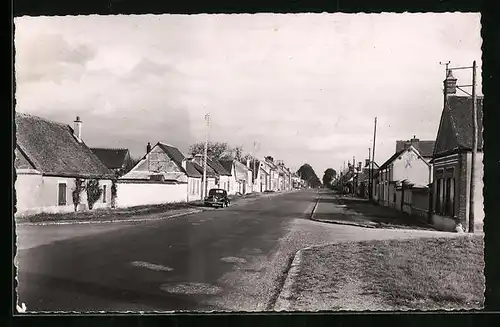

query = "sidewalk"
311;192;437;231
15;189;297;226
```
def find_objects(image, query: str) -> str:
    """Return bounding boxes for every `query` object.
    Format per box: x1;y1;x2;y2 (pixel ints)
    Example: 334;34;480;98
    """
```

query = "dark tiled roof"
15;112;113;178
185;161;202;178
219;160;234;174
395;140;435;157
251;160;261;180
190;157;217;178
91;148;129;170
433;96;484;156
157;142;187;173
207;158;231;176
448;96;484;150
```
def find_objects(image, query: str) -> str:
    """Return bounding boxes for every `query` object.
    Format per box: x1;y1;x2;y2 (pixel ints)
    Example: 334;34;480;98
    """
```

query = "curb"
273;248;304;311
309;197;377;229
16;209;205;226
16;190;299;226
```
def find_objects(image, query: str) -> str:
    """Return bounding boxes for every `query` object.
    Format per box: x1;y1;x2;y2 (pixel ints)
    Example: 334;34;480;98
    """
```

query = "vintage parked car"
204;188;231;208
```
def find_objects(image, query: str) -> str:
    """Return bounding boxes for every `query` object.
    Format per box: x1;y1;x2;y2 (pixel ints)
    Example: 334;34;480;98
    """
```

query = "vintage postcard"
13;12;484;313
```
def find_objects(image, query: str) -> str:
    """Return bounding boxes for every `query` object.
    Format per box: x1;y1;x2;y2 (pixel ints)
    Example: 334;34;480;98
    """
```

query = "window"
58;183;67;206
102;185;107;203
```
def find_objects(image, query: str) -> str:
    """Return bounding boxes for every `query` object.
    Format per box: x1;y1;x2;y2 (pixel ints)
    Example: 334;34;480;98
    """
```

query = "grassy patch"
296;235;484;310
16;201;199;223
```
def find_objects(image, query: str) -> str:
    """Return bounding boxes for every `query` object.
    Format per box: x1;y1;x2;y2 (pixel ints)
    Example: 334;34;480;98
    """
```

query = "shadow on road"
318;193;436;230
17;271;222;312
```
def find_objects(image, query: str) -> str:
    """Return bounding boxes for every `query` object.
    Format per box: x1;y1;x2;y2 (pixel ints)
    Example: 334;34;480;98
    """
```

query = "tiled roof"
157;142;187;173
185;161;202;178
395;140;435;157
90;148;129;170
219;160;234;174
447;96;484;150
15;112;113;179
433;96;484;156
190;157;217;178
207;158;231;176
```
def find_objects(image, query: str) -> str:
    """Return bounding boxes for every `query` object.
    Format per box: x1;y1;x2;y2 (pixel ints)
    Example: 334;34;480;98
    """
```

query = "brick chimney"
444;69;457;97
410;135;419;148
146;142;152;154
73;116;82;142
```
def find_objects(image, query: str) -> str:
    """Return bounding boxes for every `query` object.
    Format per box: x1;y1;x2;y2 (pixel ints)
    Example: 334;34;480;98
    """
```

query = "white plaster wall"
392;150;431;186
14;174;112;216
115;182;188;208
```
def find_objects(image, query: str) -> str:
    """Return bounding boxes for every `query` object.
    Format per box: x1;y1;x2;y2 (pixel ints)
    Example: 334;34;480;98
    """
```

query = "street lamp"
440;60;479;233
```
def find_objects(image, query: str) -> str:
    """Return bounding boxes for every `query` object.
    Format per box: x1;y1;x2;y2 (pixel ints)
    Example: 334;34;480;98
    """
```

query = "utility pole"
368;147;371;199
353;155;356;196
202;113;210;199
370;117;377;201
469;60;478;233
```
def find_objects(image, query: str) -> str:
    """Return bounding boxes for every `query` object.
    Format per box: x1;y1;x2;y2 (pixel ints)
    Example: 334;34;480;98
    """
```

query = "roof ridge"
16;111;71;128
91;147;129;151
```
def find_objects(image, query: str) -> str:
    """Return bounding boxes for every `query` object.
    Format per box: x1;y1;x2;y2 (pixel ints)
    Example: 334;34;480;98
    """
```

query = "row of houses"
337;69;484;233
14;113;297;216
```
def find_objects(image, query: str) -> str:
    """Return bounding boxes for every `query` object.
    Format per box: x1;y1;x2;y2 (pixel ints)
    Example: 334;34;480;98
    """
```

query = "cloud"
13;13;482;175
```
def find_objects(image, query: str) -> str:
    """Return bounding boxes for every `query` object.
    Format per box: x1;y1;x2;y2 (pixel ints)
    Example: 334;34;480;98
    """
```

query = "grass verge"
294;235;484;311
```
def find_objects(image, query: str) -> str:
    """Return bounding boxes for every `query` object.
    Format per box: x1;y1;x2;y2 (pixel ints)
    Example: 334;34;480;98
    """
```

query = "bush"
86;179;103;210
72;178;86;212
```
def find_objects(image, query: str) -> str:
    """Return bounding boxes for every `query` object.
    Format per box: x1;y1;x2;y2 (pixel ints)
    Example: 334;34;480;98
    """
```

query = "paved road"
15;189;459;313
15;190;318;312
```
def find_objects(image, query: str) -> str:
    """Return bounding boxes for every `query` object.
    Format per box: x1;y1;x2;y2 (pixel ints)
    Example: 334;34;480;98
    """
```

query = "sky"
14;13;482;176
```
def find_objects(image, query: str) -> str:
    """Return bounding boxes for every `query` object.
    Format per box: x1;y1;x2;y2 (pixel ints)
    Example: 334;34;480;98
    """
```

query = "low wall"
115;182;188;208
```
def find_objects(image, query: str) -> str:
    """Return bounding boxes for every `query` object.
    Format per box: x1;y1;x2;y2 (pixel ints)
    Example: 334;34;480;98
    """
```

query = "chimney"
410;135;419;148
444;69;457;96
358;162;362;171
365;159;370;167
146;142;152;154
73;116;82;142
246;159;250;168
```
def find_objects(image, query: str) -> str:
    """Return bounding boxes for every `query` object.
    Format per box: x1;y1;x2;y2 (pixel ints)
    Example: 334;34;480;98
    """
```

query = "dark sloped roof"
219;160;234;174
190;157;217;178
395;140;435;157
185;161;202;178
433;96;484;156
448;96;484;150
157;142;187;173
207;158;231;176
252;160;261;180
15;112;113;178
90;148;129;169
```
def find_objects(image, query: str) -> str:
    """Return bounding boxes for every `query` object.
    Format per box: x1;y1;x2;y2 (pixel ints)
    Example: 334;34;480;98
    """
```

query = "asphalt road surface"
15;190;320;312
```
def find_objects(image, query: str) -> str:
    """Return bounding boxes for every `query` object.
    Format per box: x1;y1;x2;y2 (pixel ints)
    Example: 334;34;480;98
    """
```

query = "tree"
233;146;244;161
297;163;322;188
188;141;234;160
86;179;103;210
72;178;86;212
322;168;337;189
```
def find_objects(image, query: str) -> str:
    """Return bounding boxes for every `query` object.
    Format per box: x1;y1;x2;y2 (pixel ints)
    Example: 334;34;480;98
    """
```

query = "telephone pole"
202;113;210;199
368;147;371;199
469;60;478;233
370;117;377;201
